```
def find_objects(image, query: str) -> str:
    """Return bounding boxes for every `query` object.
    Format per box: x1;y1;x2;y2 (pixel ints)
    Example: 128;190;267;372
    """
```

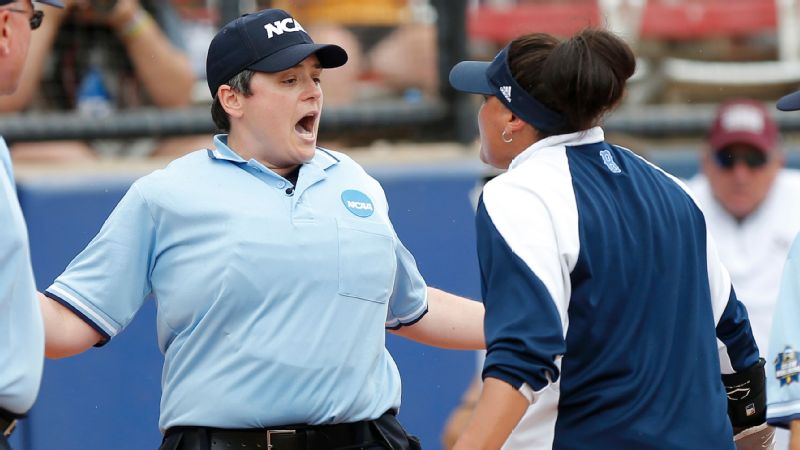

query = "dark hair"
508;29;636;134
210;70;256;132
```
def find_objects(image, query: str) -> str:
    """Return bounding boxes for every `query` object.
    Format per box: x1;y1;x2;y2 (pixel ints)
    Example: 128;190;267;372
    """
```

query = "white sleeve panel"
482;147;580;335
704;230;734;327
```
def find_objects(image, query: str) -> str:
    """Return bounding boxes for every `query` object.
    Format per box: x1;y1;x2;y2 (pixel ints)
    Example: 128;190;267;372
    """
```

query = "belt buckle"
266;429;296;450
2;419;16;438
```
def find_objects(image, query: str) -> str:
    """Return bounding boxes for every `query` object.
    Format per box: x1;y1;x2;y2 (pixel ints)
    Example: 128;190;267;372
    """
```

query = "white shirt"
687;169;800;449
686;169;800;357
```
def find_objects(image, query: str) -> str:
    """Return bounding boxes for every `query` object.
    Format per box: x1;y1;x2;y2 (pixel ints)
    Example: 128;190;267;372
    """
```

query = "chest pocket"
337;219;397;303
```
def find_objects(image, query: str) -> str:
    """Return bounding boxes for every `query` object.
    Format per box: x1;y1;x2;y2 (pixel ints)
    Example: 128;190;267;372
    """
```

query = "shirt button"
277;181;286;189
285;187;295;196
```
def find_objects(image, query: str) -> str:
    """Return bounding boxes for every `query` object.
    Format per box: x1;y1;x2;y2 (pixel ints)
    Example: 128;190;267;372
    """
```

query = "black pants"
159;412;421;450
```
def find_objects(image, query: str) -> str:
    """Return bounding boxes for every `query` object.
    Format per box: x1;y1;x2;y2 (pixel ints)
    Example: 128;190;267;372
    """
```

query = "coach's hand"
734;423;775;450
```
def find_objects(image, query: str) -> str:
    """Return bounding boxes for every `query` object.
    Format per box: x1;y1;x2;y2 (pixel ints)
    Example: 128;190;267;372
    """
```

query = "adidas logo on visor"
500;85;512;102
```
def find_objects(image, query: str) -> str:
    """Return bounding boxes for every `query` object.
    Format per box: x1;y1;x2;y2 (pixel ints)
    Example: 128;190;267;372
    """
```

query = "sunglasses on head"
3;7;44;30
713;148;769;170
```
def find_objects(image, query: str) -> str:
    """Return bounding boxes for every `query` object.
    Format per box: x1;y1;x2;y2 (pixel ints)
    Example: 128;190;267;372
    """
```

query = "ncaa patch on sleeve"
775;346;800;386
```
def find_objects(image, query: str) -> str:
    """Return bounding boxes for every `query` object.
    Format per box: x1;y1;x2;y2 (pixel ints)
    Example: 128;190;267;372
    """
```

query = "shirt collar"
208;134;247;163
509;127;605;170
307;147;340;171
207;134;340;171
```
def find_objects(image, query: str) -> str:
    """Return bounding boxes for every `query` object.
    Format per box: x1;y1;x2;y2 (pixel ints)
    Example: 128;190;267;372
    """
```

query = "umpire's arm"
38;292;103;358
390;287;485;350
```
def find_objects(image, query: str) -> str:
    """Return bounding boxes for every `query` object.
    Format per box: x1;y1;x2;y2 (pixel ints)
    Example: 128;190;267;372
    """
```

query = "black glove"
722;358;767;432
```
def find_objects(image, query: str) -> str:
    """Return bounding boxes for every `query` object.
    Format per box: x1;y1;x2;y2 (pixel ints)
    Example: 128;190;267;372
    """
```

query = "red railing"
468;0;777;43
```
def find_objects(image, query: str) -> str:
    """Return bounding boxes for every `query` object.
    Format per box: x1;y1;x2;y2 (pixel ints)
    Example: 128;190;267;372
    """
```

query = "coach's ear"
506;113;542;145
217;84;244;120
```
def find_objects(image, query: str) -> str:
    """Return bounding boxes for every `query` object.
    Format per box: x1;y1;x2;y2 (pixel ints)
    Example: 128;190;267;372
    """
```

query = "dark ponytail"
508;29;636;134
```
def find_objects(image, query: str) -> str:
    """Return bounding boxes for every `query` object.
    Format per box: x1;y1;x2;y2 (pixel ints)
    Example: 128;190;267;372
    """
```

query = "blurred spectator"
686;98;800;450
0;0;198;162
169;0;216;82
441;374;481;450
267;0;438;105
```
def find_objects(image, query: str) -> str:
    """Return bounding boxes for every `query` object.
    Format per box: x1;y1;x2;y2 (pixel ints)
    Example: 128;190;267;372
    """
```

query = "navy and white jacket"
477;127;760;450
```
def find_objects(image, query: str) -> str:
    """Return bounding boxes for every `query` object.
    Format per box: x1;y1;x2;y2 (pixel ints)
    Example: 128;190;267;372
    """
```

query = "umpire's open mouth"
295;112;318;140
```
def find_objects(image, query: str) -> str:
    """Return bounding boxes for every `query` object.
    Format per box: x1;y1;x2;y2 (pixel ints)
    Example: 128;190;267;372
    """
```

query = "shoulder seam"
129;183;158;227
317;147;340;163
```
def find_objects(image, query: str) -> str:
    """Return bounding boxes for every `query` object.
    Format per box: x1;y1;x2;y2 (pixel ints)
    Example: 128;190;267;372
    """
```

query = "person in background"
37;8;485;450
0;0;196;161
765;235;800;450
448;28;768;450
268;0;437;106
0;1;63;449
441;372;482;450
686;98;800;449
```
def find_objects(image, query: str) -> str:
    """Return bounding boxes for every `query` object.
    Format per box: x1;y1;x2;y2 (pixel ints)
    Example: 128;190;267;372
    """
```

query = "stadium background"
5;0;800;449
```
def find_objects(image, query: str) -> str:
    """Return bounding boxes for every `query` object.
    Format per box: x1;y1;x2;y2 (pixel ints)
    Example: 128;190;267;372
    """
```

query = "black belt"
0;410;17;438
167;419;382;450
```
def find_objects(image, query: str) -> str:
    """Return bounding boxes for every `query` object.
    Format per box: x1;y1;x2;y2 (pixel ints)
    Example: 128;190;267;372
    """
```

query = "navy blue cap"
206;8;347;96
449;46;566;133
0;0;63;6
777;90;800;111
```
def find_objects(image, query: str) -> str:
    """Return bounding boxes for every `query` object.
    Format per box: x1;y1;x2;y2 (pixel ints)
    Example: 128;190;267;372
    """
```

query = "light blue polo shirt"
0;137;44;415
45;135;428;431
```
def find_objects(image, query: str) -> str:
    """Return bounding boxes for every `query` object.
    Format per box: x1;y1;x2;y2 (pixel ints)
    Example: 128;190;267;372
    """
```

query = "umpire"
0;1;63;449
36;7;484;450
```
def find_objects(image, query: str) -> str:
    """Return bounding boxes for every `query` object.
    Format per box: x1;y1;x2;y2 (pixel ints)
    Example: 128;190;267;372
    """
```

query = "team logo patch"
726;385;751;401
341;190;374;218
775;346;800;386
600;150;622;173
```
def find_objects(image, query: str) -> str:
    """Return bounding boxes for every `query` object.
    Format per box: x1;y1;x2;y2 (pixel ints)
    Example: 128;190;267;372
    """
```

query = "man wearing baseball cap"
0;0;62;449
686;98;800;450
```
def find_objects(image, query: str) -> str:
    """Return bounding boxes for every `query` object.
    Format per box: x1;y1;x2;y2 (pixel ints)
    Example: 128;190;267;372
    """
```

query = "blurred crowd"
2;0;799;163
0;0;442;162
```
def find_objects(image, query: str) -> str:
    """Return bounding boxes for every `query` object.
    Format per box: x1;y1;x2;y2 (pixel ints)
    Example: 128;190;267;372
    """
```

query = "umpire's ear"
217;84;245;120
0;10;13;57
